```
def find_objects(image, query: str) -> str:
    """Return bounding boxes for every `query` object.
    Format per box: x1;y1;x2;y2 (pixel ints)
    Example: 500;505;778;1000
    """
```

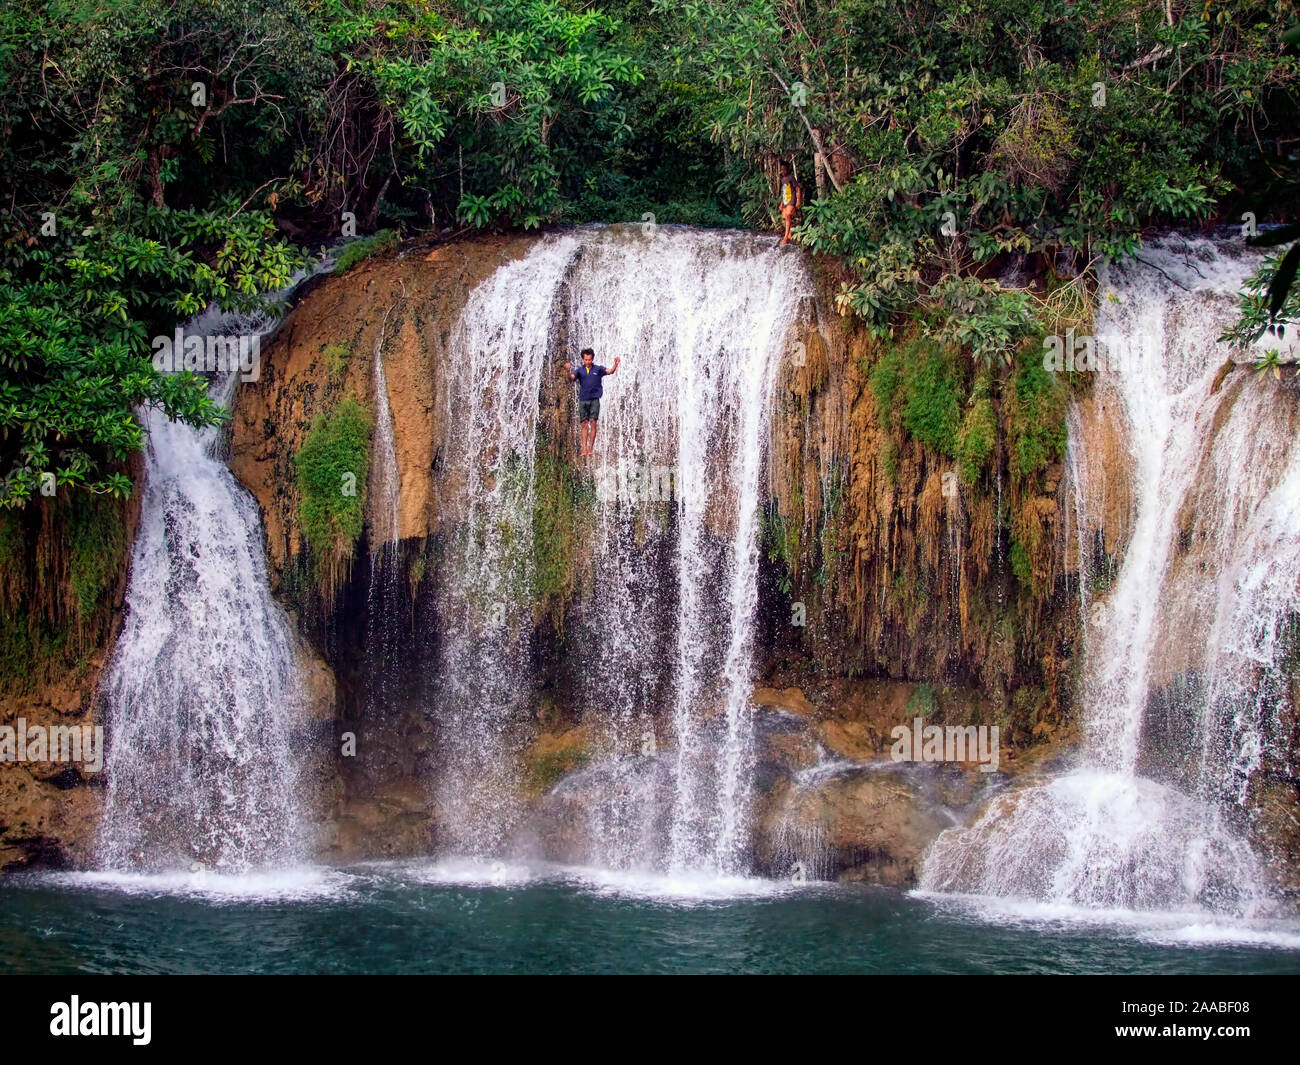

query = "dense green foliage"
0;0;1296;515
295;395;372;573
0;0;320;505
662;0;1298;346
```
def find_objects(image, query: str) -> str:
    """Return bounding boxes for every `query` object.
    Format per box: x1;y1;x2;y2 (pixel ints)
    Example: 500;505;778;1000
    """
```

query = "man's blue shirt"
573;363;607;400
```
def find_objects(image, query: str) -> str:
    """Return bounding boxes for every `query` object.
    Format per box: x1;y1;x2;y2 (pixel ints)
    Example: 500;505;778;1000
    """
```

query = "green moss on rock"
295;395;372;590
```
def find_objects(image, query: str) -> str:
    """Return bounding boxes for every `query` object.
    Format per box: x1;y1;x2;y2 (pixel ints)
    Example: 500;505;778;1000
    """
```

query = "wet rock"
520;726;594;798
0;764;101;872
754;761;974;887
752;707;820;791
0;678;106;872
518;751;672;867
1252;777;1300;902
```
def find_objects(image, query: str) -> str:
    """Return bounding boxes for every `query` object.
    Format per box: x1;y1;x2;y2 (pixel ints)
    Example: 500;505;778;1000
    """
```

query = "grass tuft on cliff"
869;337;961;457
532;439;588;631
334;231;399;274
1007;343;1069;484
295;395;373;595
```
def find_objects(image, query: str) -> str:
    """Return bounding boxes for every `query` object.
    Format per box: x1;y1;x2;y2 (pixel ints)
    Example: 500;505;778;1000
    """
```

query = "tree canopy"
2;0;1297;505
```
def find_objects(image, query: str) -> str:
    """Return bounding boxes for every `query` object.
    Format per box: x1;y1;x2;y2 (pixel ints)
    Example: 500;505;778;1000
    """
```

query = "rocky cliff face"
762;268;1089;747
0;668;107;871
230;233;539;568
0;482;142;871
12;227;1290;897
219;228;1093;881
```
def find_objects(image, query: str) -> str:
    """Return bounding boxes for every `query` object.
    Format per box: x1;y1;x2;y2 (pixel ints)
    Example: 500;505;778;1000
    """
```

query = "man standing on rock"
566;347;620;458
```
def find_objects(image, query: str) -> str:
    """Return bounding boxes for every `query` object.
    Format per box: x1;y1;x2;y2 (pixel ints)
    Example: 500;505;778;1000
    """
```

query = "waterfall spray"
97;282;319;873
430;225;813;872
921;237;1299;914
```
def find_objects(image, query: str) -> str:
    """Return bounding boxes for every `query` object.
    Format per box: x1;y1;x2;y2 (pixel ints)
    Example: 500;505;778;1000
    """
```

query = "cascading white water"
922;236;1300;914
564;227;813;873
98;296;312;873
431;235;582;853
362;313;406;725
369;313;402;552
432;225;813;871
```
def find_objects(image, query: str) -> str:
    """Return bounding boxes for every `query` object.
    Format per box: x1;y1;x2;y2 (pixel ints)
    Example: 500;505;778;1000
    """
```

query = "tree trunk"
147;149;166;209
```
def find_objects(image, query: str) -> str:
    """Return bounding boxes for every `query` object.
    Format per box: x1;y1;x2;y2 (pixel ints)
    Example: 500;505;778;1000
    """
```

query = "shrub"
901;342;961;457
1007;342;1068;482
295;396;372;588
990;97;1077;192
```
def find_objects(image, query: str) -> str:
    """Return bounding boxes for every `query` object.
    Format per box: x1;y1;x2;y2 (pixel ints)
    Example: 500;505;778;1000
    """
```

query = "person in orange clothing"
778;160;803;245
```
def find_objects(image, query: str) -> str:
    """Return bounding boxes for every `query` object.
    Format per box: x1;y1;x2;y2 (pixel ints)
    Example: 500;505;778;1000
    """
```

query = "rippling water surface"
3;862;1298;975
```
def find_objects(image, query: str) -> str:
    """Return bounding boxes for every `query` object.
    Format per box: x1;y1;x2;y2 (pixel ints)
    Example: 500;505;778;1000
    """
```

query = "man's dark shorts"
579;398;600;421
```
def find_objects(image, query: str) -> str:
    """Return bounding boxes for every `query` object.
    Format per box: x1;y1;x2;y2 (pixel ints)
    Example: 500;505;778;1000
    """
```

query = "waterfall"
431;234;583;853
921;236;1300;914
97;292;314;873
369;312;402;552
93;227;815;878
361;312;406;730
431;225;813;871
565;227;813;873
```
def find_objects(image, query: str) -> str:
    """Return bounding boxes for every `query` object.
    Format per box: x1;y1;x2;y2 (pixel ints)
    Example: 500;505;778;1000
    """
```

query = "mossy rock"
521;727;592;796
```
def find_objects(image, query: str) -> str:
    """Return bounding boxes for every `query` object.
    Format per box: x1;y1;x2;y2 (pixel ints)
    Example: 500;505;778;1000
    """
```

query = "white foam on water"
552;863;807;903
28;866;357;904
1138;923;1300;951
922;769;1269;914
353;853;811;903
361;856;538;889
914;889;1300;951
